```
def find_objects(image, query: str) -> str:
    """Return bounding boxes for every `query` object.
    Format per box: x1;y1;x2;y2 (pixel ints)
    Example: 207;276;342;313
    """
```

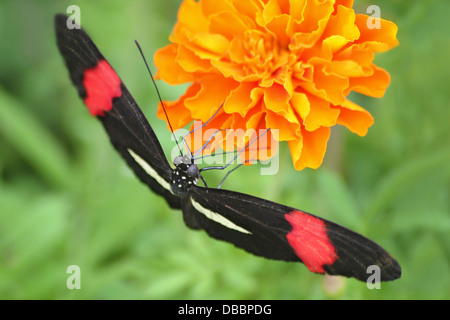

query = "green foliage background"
0;0;448;300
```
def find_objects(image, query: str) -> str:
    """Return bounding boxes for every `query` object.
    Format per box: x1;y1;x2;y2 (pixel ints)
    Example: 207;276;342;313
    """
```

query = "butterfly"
55;13;401;282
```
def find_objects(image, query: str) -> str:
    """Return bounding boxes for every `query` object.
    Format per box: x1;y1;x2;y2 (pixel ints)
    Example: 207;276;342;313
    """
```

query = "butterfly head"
171;154;199;195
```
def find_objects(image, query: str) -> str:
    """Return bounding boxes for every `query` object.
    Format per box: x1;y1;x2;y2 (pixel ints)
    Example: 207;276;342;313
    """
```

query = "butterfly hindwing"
184;186;401;282
54;14;180;208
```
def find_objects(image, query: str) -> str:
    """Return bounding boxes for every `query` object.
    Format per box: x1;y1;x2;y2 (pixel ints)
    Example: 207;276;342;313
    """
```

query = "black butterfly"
55;14;401;282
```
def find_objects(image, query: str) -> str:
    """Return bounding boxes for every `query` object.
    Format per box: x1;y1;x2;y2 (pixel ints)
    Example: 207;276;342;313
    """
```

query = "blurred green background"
0;0;449;300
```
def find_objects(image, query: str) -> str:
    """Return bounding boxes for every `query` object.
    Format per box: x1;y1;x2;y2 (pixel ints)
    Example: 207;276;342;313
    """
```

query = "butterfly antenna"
135;40;183;156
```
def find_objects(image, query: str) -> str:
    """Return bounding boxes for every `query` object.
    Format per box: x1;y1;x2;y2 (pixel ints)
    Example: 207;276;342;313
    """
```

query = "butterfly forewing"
54;14;180;208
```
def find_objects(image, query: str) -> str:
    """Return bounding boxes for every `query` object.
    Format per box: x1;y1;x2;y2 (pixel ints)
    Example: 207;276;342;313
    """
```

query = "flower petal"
200;0;231;14
156;83;200;129
346;64;391;98
265;107;300;141
324;59;371;78
354;14;399;52
290;91;310;120
334;0;354;10
335;99;374;136
209;11;252;40
303;94;339;132
265;14;292;48
185;111;232;155
301;61;349;105
189;33;231;59
154;45;195;85
185;76;239;121
289;126;331;170
322;5;359;45
264;83;290;114
290;0;334;49
176;44;214;73
335;44;375;68
232;0;263;22
223;81;258;117
171;0;209;40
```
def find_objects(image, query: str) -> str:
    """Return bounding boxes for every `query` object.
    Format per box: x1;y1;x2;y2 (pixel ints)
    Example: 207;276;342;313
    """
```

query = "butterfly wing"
54;14;180;208
183;186;401;282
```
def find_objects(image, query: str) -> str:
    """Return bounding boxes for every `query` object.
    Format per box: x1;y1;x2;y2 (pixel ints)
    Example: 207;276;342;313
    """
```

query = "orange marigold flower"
154;0;399;170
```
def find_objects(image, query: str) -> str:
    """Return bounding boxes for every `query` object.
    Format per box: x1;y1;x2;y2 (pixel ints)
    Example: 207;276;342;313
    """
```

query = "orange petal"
355;14;399;52
335;99;374;136
334;0;354;10
346;64;391;98
321;35;351;55
176;44;214;73
265;108;300;141
189;32;230;60
289;0;306;20
231;108;278;163
296;0;333;31
290;0;334;49
228;34;247;64
290;91;310;120
335;44;375;68
156;83;200;130
263;83;290;114
303;94;339;131
202;107;266;158
233;0;264;22
185;75;239;121
241;119;278;163
262;0;283;24
211;58;250;81
200;0;235;17
223;81;258;117
301;62;349;105
209;11;251;40
289;126;331;170
154;45;195;85
175;0;209;35
322;5;359;44
316;67;349;105
324;59;371;78
229;103;264;142
168;0;208;46
185;111;232;155
265;14;291;48
245;105;265;131
264;84;300;133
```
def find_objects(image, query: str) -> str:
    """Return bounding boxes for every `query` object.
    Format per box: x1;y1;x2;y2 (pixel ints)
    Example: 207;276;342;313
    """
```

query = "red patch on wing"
83;59;122;116
285;210;337;273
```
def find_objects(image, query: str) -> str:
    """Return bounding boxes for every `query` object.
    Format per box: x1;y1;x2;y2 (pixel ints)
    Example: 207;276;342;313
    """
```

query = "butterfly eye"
174;155;192;166
187;164;199;178
181;155;191;164
173;155;184;166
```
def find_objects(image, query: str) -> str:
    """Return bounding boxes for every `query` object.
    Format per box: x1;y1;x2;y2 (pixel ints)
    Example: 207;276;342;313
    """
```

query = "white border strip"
191;198;251;234
127;148;173;194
